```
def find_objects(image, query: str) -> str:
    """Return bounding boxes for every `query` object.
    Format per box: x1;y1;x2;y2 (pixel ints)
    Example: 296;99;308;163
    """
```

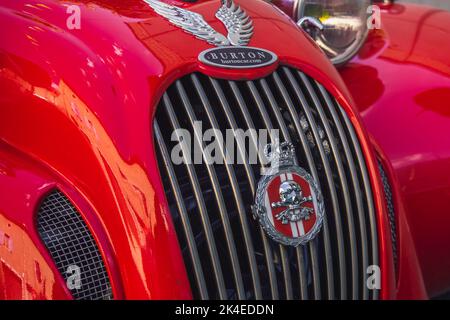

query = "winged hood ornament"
145;0;254;46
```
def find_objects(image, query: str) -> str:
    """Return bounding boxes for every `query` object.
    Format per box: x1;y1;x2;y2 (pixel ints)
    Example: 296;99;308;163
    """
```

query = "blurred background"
399;0;450;10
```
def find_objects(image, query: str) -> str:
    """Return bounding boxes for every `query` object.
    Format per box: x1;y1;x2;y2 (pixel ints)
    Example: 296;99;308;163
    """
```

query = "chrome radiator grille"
154;67;379;300
37;190;113;300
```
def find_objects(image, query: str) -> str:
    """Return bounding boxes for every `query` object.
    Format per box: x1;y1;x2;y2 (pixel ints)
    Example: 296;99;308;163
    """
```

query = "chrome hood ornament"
252;142;324;247
145;0;254;47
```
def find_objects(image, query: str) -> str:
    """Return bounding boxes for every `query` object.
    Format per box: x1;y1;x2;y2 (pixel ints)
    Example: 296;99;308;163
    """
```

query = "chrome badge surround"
252;142;325;247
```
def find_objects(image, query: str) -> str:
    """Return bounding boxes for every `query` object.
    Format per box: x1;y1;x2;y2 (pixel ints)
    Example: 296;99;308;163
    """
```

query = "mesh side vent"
377;161;398;270
37;190;113;300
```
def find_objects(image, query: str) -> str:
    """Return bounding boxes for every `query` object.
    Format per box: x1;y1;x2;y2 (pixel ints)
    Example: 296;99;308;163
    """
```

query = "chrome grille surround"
154;66;379;300
37;190;113;300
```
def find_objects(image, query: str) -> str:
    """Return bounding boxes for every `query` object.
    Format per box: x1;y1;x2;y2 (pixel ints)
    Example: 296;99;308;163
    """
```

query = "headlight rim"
294;0;370;66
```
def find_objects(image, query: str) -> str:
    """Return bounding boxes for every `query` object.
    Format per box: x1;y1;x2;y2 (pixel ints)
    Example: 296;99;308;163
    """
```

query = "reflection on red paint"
341;3;450;298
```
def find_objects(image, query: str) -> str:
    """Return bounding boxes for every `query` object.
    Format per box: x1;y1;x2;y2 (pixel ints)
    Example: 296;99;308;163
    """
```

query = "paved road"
399;0;450;10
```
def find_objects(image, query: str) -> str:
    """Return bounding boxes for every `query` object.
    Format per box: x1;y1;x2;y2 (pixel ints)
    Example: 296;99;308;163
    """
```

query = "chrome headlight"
295;0;371;65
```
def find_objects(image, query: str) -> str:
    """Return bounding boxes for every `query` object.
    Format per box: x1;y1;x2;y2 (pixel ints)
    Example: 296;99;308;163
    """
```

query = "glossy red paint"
0;0;395;299
340;3;450;298
270;0;298;20
0;141;124;299
0;142;70;300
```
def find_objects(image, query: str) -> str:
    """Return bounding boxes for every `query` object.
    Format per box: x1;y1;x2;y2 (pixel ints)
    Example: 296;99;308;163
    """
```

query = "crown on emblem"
264;141;296;166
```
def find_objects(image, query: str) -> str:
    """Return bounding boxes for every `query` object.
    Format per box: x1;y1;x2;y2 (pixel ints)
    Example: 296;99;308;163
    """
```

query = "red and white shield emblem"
265;173;318;239
253;142;324;247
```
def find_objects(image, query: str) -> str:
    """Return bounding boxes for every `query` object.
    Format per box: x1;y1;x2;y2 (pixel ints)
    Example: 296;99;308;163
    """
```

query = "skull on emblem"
279;181;303;205
272;181;314;224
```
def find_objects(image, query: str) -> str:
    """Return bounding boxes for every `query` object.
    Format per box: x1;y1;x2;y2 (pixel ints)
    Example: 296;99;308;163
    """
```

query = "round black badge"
198;46;278;69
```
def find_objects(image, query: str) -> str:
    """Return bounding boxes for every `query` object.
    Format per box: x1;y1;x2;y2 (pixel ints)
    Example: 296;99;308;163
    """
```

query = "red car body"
342;3;450;298
0;0;447;299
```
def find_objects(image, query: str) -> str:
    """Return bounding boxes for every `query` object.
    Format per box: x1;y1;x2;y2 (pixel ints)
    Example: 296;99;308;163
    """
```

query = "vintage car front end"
0;0;442;300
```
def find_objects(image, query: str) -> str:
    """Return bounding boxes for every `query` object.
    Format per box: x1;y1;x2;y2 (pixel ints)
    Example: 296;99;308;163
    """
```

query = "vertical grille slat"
154;67;379;300
289;70;348;299
291;70;359;299
273;70;339;300
190;74;262;299
301;73;359;299
228;80;293;300
337;101;380;300
162;92;228;299
258;79;290;140
257;77;316;300
271;69;336;300
210;78;279;299
176;80;248;299
316;83;370;300
258;77;321;300
154;122;209;299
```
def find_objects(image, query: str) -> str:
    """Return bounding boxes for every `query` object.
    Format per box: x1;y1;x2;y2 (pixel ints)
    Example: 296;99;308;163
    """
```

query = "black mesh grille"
378;160;398;270
154;67;379;300
37;190;113;300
